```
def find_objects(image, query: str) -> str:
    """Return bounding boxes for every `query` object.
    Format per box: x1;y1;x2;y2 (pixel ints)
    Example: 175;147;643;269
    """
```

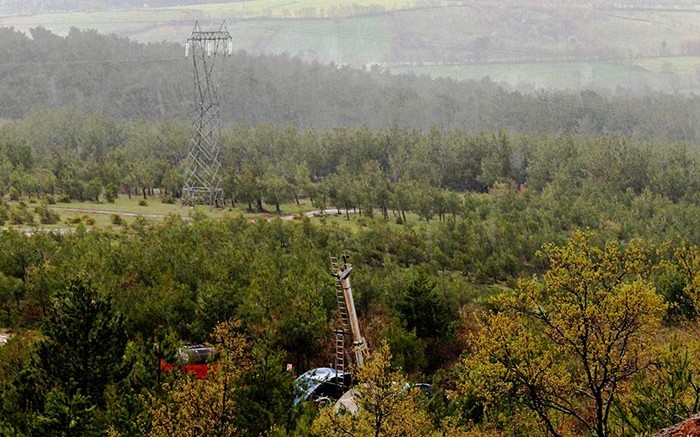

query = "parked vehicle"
160;344;214;379
294;367;352;406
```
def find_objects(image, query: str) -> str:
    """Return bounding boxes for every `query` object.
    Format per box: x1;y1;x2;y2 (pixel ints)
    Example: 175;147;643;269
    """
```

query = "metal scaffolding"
182;21;232;207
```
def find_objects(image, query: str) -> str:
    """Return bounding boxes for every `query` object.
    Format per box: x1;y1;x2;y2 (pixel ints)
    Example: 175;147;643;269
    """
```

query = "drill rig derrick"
293;256;367;407
332;256;368;369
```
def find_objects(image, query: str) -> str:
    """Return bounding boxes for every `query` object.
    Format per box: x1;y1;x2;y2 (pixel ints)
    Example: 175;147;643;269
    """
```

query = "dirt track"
3;206;348;236
51;207;170;219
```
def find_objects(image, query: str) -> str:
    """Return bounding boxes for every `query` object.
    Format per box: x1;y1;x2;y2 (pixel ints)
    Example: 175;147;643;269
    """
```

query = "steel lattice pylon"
182;22;232;207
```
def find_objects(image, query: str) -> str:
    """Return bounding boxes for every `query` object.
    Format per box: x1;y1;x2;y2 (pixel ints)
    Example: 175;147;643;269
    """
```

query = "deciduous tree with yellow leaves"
311;342;437;437
458;231;665;437
146;319;249;437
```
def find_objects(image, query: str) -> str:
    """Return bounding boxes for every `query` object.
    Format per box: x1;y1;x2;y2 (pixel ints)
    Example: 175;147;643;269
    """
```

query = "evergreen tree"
34;275;129;407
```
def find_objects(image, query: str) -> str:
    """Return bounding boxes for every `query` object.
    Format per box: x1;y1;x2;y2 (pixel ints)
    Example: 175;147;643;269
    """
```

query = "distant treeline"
1;27;699;141
4;111;700;245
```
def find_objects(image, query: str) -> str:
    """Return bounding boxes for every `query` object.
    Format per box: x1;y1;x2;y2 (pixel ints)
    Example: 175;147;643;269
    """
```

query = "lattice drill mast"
182;22;233;207
331;255;368;373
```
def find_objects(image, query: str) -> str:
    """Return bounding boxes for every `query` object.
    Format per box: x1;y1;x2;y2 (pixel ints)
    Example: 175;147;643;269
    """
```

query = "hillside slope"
1;1;699;91
0;27;699;141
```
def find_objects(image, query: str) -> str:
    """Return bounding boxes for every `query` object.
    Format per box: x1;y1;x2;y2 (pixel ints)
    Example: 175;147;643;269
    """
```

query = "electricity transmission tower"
182;22;232;207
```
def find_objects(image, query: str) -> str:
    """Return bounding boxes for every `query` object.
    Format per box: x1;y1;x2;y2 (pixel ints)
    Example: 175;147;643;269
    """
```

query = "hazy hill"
1;0;699;92
0;26;699;141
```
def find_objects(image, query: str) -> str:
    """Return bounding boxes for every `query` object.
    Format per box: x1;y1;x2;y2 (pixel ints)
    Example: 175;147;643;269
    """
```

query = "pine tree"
35;275;129;407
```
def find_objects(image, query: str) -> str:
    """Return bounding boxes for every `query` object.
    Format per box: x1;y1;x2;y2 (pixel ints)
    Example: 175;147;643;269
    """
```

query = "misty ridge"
1;0;700;95
0;26;698;142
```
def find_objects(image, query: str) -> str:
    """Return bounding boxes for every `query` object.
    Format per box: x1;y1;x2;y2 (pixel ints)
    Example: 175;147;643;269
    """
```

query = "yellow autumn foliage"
457;231;665;437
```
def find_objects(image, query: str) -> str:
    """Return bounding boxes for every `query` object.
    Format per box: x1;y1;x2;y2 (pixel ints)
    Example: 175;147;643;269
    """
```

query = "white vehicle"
293;367;351;406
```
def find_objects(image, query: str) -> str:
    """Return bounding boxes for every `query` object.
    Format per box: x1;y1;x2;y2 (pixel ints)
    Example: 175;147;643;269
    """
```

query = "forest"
2;23;700;437
3;106;700;435
0;27;699;140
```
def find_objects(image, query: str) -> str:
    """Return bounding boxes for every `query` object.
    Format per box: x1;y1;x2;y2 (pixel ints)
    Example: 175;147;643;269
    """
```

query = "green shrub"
66;216;82;224
34;204;61;225
82;215;96;226
104;184;118;203
111;214;124;226
57;194;71;203
161;194;175;204
138;199;148;207
8;186;19;201
10;205;33;225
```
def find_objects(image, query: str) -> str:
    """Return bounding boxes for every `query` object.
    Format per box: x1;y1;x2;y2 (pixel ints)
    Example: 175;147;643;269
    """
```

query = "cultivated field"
1;0;698;92
392;56;700;92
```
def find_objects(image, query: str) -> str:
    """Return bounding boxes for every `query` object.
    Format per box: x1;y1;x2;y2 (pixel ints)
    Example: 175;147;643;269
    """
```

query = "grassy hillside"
392;56;700;92
0;0;699;92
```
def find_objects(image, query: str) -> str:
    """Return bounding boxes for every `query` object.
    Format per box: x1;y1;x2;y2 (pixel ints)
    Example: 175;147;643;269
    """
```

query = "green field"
632;56;700;75
169;0;421;18
1;1;699;92
390;57;700;93
1;195;362;233
1;195;446;235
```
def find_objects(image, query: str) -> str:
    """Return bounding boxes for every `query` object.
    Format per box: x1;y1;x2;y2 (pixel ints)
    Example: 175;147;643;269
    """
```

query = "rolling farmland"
1;1;699;90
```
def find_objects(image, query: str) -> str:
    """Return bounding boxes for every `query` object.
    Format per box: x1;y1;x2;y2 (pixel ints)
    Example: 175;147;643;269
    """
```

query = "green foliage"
65;215;82;224
104;184;118;203
3;147;700;435
147;319;249;437
35;388;98;437
9;204;33;225
657;268;695;323
0;332;36;435
111;214;124;226
616;338;700;436
0;207;6;227
312;343;437;436
398;274;455;340
234;341;296;436
459;232;665;437
0;276;130;435
381;318;426;376
7;27;700;436
0;25;699;134
34;276;129;406
34;204;60;225
8;187;19;202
